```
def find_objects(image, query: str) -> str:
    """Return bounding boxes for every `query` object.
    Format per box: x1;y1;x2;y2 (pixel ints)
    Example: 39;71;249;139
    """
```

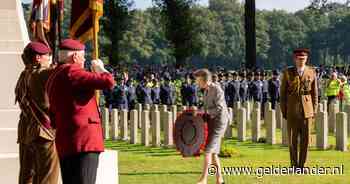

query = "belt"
300;91;311;95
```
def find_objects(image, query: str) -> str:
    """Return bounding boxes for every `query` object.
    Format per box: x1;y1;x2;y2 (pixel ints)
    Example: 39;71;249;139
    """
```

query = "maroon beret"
293;48;310;55
59;39;85;51
24;41;51;54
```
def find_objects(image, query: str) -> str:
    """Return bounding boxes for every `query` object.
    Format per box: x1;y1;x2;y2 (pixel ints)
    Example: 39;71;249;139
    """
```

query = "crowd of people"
101;63;350;113
15;38;350;184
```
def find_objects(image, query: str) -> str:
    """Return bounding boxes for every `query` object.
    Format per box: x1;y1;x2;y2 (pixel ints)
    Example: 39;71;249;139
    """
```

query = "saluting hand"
91;59;109;73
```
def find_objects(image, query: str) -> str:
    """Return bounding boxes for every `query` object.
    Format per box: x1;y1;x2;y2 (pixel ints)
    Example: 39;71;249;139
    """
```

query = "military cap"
272;70;279;76
186;73;195;80
24;41;51;55
59;39;85;50
240;70;247;77
163;73;171;81
263;71;268;77
115;74;125;81
247;71;254;77
293;48;310;55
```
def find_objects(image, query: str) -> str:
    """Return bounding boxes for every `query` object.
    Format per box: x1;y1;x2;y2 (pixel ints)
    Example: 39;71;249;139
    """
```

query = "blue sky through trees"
21;0;347;12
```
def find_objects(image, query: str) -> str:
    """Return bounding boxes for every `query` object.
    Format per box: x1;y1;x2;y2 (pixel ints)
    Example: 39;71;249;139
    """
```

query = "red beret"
59;39;85;51
24;41;51;54
293;48;310;55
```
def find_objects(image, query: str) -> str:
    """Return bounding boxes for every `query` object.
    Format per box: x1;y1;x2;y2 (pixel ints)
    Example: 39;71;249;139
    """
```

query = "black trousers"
60;152;100;184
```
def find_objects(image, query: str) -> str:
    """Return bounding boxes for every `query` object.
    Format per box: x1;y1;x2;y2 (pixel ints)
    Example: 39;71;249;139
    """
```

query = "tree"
101;0;134;66
153;0;202;68
244;0;256;69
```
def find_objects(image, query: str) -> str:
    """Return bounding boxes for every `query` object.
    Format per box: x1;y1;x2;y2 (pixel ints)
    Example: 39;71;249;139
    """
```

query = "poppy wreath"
174;109;208;157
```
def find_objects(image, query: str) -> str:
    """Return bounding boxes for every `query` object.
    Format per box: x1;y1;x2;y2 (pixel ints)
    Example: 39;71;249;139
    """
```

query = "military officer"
227;71;241;107
46;39;115;184
136;77;153;105
151;78;161;104
181;74;198;106
239;71;249;103
126;77;137;110
247;71;254;101
15;41;60;184
160;74;176;105
223;72;232;105
111;75;129;110
262;71;269;106
268;70;280;109
249;71;263;103
280;48;318;169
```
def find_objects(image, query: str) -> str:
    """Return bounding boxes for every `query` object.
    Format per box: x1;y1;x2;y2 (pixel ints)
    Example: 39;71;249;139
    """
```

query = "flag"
70;0;103;43
30;0;64;63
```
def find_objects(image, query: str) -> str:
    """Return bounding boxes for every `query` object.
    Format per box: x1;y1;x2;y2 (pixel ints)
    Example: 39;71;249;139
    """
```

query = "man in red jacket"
46;39;115;184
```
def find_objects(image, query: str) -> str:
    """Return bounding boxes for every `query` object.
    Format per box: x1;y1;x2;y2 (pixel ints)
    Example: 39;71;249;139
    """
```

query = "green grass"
105;127;350;184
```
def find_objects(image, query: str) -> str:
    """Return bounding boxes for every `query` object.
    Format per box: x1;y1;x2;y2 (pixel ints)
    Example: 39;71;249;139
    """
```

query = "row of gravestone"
101;101;348;152
101;105;176;147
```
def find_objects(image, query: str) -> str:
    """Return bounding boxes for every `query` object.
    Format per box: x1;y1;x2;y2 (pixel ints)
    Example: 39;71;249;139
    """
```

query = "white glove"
91;59;109;73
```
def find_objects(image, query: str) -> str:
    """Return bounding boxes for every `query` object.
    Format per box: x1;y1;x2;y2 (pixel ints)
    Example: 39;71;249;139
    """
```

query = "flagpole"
92;13;99;60
92;10;100;105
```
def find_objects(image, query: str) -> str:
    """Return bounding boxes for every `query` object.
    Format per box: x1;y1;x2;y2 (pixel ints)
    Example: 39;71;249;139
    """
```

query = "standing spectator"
325;71;341;111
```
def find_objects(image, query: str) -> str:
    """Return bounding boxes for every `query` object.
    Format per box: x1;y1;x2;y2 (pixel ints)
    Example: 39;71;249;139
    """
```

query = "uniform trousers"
287;119;312;168
19;139;60;184
60;152;100;184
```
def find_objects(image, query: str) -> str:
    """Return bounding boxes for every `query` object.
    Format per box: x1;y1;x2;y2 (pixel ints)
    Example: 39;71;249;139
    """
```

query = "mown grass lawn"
105;128;350;184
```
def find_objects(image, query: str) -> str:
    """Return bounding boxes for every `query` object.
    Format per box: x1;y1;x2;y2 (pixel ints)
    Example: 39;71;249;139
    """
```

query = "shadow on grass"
224;138;289;151
105;140;180;156
105;138;292;157
119;171;201;176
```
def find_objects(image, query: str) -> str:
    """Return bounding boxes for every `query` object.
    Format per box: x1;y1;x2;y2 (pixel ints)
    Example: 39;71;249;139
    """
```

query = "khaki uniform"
280;66;318;168
15;66;59;184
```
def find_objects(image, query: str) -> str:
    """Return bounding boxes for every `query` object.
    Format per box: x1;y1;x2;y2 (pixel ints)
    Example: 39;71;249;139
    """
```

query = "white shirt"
297;67;305;77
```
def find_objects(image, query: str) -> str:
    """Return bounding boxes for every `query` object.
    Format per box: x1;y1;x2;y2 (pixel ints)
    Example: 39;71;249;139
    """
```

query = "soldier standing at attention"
268;70;280;109
227;71;241;108
249;71;263;103
136;76;153;105
111;75;129;110
126;77;137;110
280;48;318;169
46;39;115;184
239;71;249;103
262;71;269;107
15;42;59;184
160;74;176;105
151;78;161;104
181;74;198;106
